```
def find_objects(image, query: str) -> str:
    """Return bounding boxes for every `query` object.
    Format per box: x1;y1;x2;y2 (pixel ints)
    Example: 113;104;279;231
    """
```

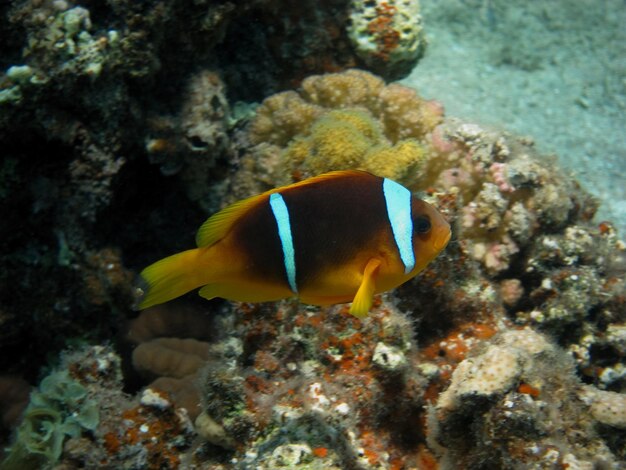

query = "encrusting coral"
580;386;626;429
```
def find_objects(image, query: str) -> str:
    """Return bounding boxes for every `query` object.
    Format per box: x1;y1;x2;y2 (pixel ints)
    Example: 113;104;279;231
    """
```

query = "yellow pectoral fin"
349;258;382;318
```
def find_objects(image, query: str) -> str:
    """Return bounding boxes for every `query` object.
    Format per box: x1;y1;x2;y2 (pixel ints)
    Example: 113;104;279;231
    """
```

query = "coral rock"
347;0;426;78
580;386;626;429
437;344;520;411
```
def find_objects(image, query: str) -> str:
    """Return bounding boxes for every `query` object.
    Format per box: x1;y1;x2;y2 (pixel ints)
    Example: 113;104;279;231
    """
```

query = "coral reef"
4;64;620;468
185;69;623;467
0;1;624;465
233;68;605;284
196;300;441;468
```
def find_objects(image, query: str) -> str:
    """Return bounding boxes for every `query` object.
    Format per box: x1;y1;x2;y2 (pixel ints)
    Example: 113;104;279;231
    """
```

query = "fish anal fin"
199;280;293;303
349;258;381;318
198;284;220;300
196;170;374;247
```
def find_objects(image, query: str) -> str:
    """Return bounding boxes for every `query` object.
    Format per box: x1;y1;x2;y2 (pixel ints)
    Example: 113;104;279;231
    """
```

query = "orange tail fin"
137;248;206;309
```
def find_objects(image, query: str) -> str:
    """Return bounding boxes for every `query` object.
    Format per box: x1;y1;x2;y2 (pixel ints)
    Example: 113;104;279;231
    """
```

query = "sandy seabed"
403;0;626;237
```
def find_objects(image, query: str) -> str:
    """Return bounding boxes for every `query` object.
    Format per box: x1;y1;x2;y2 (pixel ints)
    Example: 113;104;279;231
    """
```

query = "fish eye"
414;215;431;233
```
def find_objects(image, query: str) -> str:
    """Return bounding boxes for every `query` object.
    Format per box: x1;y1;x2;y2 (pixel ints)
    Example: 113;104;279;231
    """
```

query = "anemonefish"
138;170;450;317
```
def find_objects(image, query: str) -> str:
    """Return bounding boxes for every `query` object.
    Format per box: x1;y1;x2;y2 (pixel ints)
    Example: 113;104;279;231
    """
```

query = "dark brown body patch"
228;172;393;291
228;198;288;286
283;173;389;289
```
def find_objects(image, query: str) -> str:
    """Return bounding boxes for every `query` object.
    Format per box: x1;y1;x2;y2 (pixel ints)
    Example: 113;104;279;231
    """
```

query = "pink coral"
484;237;520;273
430;125;457;154
490;162;515;193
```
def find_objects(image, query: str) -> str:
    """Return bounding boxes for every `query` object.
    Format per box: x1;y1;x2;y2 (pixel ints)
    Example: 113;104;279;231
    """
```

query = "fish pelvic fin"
349;258;381;318
137;248;206;309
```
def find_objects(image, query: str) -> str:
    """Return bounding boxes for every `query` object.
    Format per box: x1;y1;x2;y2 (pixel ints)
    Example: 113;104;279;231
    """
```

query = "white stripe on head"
383;178;415;274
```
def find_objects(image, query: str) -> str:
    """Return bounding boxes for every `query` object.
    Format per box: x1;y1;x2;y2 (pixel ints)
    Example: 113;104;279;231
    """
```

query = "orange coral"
107;404;190;468
367;3;401;62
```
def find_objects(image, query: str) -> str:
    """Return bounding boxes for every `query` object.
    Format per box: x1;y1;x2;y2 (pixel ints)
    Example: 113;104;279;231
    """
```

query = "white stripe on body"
269;193;298;293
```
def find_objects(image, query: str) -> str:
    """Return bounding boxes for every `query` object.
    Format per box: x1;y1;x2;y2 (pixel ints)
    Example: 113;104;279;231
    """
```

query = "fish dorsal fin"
280;170;373;192
196;193;266;247
195;170;373;247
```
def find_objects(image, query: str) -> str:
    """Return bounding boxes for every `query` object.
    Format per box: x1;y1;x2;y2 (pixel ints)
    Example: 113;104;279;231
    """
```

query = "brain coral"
247;69;442;187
